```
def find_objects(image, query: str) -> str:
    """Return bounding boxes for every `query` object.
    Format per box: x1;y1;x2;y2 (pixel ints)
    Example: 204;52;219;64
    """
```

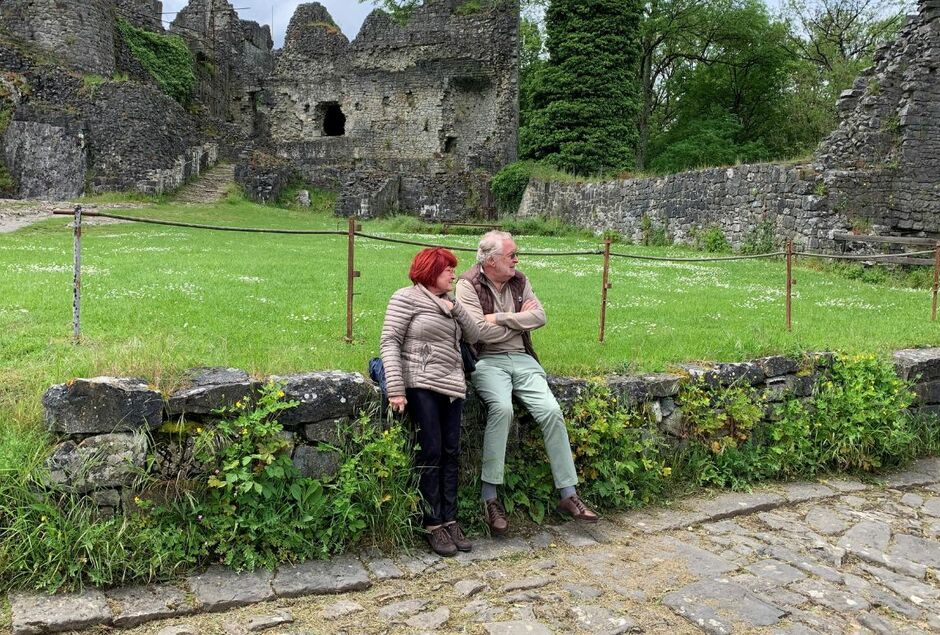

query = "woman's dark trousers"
406;387;463;527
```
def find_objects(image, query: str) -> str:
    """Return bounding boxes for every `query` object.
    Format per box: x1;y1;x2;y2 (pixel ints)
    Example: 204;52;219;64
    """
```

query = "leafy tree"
520;0;643;175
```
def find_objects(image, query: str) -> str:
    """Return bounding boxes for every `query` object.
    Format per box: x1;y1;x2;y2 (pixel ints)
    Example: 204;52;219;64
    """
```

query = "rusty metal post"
932;242;940;322
72;205;82;344
345;216;361;343
599;239;612;342
785;240;793;332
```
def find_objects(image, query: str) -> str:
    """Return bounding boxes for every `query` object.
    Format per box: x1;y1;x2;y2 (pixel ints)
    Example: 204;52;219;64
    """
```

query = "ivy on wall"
115;18;195;104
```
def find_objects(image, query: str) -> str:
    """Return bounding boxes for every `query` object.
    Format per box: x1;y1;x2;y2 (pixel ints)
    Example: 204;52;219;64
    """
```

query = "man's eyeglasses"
501;252;519;260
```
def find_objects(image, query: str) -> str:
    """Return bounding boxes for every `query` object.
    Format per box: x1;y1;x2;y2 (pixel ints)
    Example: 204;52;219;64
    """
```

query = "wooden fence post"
599;239;611;342
785;240;793;332
72;205;82;344
345;217;361;343
932;242;940;322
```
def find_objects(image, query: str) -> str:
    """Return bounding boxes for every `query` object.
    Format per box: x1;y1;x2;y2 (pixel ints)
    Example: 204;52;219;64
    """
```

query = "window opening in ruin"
317;101;346;136
444;136;457;153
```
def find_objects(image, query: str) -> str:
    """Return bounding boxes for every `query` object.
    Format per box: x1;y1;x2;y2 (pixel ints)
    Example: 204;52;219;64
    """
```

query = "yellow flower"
662;467;672;477
277;391;285;398
133;496;141;504
40;515;48;522
196;427;203;434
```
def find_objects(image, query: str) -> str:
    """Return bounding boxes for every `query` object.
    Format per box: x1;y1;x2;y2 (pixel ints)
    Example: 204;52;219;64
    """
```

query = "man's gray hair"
477;230;514;265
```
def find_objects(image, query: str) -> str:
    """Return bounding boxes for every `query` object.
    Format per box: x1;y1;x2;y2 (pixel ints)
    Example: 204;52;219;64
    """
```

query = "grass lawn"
2;196;939;435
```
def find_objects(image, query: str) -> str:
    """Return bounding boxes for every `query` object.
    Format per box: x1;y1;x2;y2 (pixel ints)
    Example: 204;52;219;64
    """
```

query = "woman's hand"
389;395;407;413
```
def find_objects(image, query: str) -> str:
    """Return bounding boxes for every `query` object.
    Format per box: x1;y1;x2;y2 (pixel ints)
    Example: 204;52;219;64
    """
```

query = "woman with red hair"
380;247;480;556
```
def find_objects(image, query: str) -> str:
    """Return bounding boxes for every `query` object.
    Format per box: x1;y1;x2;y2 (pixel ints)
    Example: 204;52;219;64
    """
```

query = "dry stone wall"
39;348;940;517
520;0;940;253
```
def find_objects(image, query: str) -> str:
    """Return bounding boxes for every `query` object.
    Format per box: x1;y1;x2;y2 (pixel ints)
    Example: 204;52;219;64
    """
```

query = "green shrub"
697;225;730;253
116;18;196;104
640;214;670;246
740;219;776;255
490;160;538;214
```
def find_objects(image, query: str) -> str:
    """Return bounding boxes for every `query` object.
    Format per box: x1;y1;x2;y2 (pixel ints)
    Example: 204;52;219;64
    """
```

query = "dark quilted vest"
460;264;539;362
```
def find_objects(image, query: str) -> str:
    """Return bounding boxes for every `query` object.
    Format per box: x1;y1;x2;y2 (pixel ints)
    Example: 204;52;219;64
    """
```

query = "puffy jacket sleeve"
452;299;480;344
379;289;414;398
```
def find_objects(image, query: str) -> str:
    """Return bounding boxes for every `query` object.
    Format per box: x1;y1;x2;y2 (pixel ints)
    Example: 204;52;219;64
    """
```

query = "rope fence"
52;206;940;344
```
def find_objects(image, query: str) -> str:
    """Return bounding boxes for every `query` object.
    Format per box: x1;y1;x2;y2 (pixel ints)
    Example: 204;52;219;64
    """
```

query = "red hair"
409;247;458;286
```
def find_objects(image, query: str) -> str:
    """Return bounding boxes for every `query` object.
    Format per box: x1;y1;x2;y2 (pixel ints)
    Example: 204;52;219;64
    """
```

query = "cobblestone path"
12;458;940;635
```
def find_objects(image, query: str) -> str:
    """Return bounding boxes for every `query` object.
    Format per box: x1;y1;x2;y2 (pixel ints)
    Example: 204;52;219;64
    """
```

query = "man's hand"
521;299;539;312
484;313;498;324
389;395;407;413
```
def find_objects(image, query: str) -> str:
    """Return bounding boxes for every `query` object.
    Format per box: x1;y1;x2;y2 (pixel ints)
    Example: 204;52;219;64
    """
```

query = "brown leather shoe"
483;498;509;536
444;521;472;552
426;526;457;557
557;495;599;523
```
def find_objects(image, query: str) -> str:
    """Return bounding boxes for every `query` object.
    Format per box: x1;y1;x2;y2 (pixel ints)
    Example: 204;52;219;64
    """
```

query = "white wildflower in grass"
111;246;176;254
814;298;896;311
236;276;264;284
6;263;109;275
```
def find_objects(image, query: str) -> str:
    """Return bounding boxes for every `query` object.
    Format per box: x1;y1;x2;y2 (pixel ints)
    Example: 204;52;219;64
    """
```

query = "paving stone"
844;544;928;579
106;584;194;628
362;555;403;581
702;520;744;535
455;579;488;597
569;605;637;634
612;586;647;602
11;590;113;634
461;599;505;622
758;545;844;584
689;490;785;522
318;600;363;619
891;533;940;568
623;508;710;533
399;551;443;575
745;559;806;585
804;506;848;535
790;579;869;613
246;610;293;632
564;583;603;599
779;482;835;503
655;536;739;578
859;563;940;603
378;598;429;620
405;607;450;630
901;492;926;507
550;521;598;547
922;497;940;517
824;479;869;493
271;554;370;598
838;519;892;551
908;457;940;478
530;559;556;570
529;531;553;549
504;591;546;603
866;588;924;620
857;612;900;635
582;519;632;544
663;578;786;633
883;470;937;488
155;626;199;635
757;511;809;533
187;566;274;612
455;536;530;563
503;576;553;592
483;621;553;635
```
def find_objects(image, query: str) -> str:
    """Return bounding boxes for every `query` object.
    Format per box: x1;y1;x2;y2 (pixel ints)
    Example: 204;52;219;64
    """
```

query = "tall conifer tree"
520;0;642;175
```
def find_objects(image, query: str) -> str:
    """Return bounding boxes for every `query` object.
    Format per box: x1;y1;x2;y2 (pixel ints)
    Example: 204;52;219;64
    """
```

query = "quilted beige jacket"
379;284;481;399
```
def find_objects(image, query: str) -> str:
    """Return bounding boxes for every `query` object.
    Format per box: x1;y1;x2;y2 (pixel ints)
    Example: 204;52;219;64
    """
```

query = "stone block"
45;433;147;493
756;356;800;377
894;348;940;381
165;367;259;418
106;584;195;628
606;376;649;404
271;554;371;598
43;377;163;435
642;373;682;398
270;371;380;426
187;566;274;612
546;376;590;409
11;589;112;634
303;418;346;444
292;445;341;479
913;379;940;404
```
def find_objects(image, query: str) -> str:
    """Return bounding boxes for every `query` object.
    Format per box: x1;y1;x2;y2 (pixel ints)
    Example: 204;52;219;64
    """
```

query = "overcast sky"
160;1;380;47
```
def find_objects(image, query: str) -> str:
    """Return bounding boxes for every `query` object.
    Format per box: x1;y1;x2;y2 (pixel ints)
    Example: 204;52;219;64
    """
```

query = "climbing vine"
116;18;196;104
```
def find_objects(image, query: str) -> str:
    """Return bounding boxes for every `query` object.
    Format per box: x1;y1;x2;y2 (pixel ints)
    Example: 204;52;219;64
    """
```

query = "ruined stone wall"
520;0;940;252
0;0;116;76
115;0;163;31
260;0;519;219
171;0;274;136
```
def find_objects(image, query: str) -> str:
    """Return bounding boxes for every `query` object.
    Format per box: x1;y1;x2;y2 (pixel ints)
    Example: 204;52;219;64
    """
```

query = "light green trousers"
471;352;578;489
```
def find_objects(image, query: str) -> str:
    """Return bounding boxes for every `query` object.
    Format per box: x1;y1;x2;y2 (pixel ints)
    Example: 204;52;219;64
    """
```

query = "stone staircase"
174;163;236;204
